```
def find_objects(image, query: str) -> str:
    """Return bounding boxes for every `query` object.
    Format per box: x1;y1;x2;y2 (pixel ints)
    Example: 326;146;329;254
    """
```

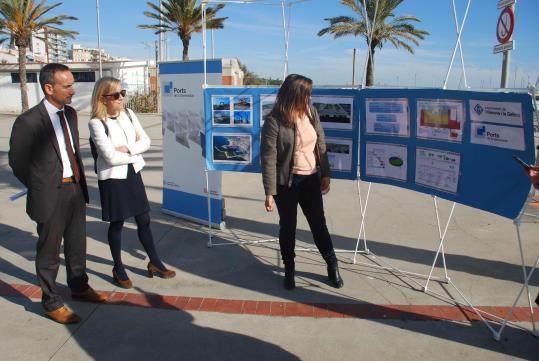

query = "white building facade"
0;61;150;113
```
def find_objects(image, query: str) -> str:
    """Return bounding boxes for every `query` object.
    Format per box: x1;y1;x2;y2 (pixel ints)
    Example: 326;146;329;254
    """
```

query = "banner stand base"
161;208;226;230
351;186;538;340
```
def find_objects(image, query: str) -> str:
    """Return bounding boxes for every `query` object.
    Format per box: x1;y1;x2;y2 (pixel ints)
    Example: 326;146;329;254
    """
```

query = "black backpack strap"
100;118;109;135
90;119;109;174
124;107;133;123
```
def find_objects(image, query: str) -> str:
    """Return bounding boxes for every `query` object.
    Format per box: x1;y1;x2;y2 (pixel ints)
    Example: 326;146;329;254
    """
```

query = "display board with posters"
204;87;360;180
160;60;224;227
359;88;535;219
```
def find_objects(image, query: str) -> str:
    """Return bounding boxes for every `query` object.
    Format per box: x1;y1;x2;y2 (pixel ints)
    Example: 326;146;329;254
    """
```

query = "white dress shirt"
44;99;75;178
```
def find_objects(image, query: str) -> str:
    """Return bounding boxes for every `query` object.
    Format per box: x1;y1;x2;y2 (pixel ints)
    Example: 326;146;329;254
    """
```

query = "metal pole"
361;0;379;88
159;0;164;62
451;0;468;88
352;48;356;87
500;4;516;88
500;45;511;87
202;1;207;86
281;1;288;80
96;0;102;78
443;0;471;89
211;29;215;59
155;40;160;114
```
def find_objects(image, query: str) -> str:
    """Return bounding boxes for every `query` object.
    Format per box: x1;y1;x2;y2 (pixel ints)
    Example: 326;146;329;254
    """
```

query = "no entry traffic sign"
496;7;514;44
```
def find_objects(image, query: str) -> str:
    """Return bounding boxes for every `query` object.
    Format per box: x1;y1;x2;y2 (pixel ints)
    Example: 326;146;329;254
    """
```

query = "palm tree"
138;0;227;61
318;0;428;86
0;0;78;111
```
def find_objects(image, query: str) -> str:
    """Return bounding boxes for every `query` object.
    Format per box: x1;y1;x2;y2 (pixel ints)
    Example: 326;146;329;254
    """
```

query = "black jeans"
273;172;336;269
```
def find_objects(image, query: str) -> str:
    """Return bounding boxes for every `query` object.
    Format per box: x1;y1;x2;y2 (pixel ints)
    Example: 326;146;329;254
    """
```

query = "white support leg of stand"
492;220;539;341
414;199;539;339
205;169;277;248
205;168;213;247
353;180;372;263
423;197;453;291
298;180;373;257
346;185;449;283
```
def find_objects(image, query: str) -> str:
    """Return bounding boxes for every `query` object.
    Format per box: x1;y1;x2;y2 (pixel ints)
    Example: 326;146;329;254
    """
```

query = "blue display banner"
204;87;360;180
358;88;535;220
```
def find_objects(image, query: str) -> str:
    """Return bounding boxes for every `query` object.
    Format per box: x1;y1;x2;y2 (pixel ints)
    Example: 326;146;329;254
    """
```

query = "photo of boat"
213;134;252;163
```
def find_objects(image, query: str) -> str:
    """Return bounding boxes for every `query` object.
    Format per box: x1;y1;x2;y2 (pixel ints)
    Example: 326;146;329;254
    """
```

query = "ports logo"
164;81;173;94
475;125;486;137
473;103;484;115
162;81;190;97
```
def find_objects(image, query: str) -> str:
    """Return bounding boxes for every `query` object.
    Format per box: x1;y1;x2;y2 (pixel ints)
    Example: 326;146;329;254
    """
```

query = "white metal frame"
443;0;472;89
202;0;309;87
350;183;538;339
199;0;538;340
202;0;309;248
493;198;539;339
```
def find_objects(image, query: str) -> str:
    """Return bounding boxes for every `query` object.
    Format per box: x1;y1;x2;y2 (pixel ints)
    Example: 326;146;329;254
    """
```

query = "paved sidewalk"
0;112;538;361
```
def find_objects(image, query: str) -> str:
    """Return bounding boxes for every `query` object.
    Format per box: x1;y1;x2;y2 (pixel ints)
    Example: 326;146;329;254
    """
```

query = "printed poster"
211;95;253;127
212;133;252;164
415;148;461;194
416;99;464;142
325;138;353;172
365;142;407;181
260;94;276;126
311;95;354;130
365;98;409;136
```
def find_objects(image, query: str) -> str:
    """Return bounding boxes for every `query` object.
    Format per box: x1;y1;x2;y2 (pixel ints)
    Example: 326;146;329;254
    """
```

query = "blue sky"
51;0;537;88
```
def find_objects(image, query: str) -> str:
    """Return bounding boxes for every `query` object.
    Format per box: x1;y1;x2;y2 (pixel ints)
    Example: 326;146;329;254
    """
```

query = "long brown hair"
269;74;313;126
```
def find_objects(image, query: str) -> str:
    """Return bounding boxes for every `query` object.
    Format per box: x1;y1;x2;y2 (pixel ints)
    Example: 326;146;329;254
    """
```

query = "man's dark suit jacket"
8;100;89;223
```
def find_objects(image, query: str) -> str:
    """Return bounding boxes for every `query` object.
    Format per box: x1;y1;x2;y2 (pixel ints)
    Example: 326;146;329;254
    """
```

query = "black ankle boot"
327;265;344;288
323;253;344;288
284;270;295;290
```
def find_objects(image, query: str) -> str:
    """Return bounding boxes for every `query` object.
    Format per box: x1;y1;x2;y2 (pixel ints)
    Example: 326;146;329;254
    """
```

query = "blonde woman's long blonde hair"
91;76;122;119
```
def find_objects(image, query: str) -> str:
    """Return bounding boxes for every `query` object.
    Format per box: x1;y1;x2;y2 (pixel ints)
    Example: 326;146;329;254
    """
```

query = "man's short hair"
39;63;70;93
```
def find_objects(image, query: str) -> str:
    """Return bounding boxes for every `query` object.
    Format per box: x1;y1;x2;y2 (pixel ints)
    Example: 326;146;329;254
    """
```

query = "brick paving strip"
2;281;538;322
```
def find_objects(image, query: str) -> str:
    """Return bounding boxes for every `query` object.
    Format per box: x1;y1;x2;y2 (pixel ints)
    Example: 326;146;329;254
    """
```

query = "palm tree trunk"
366;47;375;87
182;38;190;61
18;46;29;112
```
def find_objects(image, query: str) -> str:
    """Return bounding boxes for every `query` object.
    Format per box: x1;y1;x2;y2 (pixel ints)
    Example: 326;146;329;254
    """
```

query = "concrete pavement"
0;112;538;361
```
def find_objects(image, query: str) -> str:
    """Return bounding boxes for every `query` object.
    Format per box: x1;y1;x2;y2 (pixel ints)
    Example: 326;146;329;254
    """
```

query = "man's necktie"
57;110;81;182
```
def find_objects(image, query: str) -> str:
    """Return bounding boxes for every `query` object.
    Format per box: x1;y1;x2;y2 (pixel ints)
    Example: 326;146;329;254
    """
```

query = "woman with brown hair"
261;74;343;290
89;77;175;288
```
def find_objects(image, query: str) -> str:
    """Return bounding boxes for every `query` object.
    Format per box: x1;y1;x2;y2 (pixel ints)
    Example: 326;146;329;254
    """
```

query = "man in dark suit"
9;63;106;324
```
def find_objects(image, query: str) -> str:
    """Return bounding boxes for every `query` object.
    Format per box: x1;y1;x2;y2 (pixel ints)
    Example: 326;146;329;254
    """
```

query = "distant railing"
124;91;159;113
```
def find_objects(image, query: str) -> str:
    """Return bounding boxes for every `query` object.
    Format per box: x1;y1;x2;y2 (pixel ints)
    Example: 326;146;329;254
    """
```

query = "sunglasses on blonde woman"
104;89;127;100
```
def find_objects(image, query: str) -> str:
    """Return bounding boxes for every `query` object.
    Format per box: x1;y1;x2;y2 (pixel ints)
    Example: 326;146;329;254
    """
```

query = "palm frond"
318;0;428;85
138;0;227;60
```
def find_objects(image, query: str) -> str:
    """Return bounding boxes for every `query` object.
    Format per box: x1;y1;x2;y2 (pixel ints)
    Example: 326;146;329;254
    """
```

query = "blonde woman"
89;77;175;288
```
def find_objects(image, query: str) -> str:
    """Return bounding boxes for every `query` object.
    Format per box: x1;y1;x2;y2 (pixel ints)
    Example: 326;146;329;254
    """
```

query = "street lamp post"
96;0;103;78
159;0;165;62
143;41;152;93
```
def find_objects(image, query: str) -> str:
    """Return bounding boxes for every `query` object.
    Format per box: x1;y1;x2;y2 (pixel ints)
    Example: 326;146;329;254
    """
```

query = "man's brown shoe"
46;306;81;324
72;287;107;303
